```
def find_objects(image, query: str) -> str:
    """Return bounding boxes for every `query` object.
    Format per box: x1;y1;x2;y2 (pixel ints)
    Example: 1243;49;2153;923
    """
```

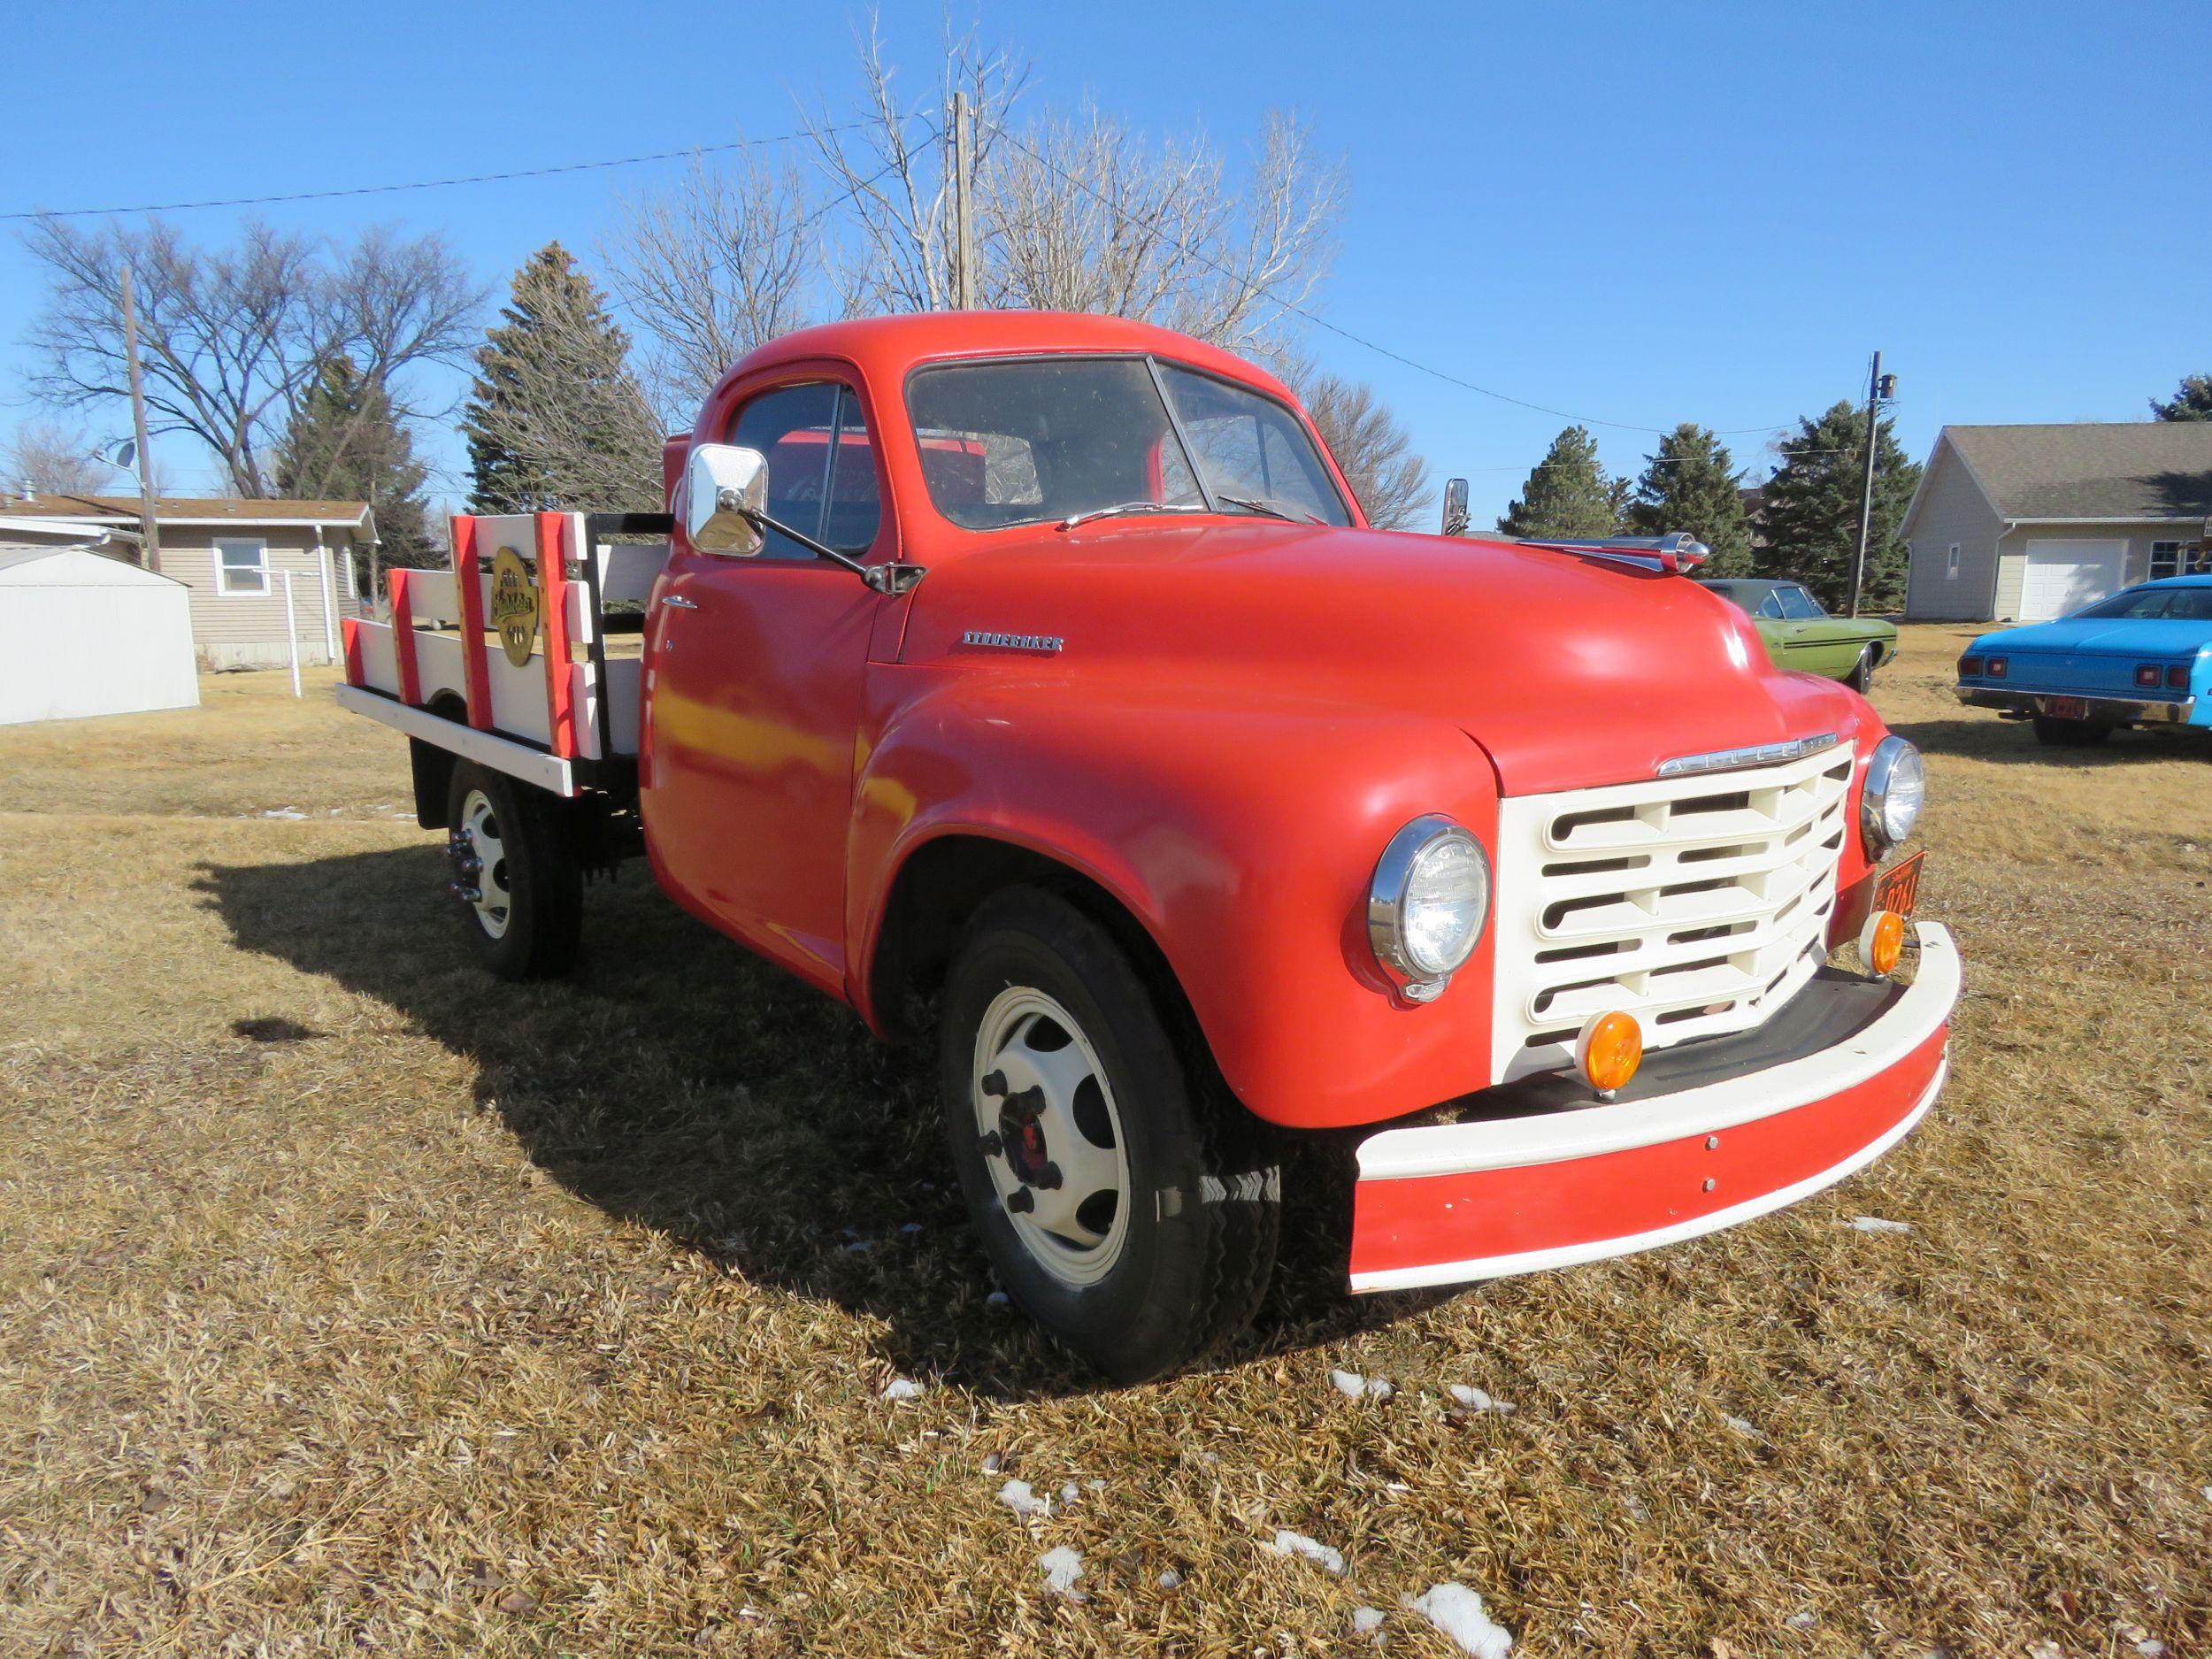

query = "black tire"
2032;714;2113;747
443;761;583;980
1846;645;1876;693
938;887;1279;1384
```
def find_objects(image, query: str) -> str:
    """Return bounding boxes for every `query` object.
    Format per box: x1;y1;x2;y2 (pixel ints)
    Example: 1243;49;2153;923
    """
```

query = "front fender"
849;668;1502;1129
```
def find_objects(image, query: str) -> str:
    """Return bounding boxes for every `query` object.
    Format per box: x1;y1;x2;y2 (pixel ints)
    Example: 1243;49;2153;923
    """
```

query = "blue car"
1955;575;2212;745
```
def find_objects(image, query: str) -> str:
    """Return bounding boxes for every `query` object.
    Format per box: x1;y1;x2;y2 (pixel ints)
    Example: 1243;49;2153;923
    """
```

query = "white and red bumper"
1348;923;1960;1294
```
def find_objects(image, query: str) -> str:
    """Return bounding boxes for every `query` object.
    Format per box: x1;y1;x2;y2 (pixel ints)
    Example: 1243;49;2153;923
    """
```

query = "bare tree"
987;109;1343;363
604;152;818;419
803;19;1027;315
1295;370;1433;529
24;217;481;497
3;421;115;496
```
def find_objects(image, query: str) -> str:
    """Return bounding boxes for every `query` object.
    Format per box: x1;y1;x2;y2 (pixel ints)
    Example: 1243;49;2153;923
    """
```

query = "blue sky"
4;0;2207;525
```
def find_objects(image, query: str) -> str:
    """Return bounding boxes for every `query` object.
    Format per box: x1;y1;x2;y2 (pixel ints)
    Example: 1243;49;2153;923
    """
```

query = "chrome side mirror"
1441;477;1470;538
683;443;769;557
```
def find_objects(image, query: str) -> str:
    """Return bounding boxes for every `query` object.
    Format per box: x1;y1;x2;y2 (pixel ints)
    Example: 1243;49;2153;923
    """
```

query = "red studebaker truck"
338;311;1956;1381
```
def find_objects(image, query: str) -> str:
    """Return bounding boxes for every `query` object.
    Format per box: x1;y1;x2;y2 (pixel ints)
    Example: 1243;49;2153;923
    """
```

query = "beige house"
0;493;376;669
1901;423;2212;622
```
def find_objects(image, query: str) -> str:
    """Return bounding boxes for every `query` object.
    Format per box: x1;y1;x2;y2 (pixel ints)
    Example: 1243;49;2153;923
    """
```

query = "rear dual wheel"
444;762;583;980
939;888;1280;1383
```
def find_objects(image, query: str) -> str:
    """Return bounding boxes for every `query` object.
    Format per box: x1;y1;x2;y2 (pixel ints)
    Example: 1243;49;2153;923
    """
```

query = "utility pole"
119;265;162;575
949;90;976;310
1848;349;1892;619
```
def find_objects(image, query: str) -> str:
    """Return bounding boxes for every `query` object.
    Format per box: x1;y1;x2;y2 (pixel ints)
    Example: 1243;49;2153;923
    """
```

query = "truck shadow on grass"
1887;715;2208;766
196;845;1429;1401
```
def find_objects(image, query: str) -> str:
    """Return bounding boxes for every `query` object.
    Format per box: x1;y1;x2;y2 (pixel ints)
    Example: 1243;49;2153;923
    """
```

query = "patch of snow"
260;808;306;819
1331;1368;1394;1400
2136;1640;2168;1657
1786;1610;1816;1630
899;1221;924;1234
1157;1569;1182;1590
1405;1583;1513;1659
986;1290;1010;1307
2026;1643;2063;1659
1847;1216;1914;1234
997;1479;1050;1519
879;1377;926;1402
1085;1479;1104;1494
1039;1546;1084;1597
1449;1385;1514;1414
981;1452;1003;1474
1059;1481;1080;1507
1722;1414;1758;1435
1257;1530;1344;1576
843;1240;873;1254
1352;1608;1386;1634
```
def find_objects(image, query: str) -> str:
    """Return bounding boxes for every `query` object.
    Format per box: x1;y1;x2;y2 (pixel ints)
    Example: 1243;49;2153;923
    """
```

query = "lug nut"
1002;1085;1045;1119
979;1070;1007;1096
979;1130;1002;1156
1005;1188;1035;1214
1035;1162;1063;1190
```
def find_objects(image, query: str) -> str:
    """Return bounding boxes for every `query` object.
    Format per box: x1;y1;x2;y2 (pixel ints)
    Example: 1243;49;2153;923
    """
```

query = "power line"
986;120;1812;441
2;124;862;222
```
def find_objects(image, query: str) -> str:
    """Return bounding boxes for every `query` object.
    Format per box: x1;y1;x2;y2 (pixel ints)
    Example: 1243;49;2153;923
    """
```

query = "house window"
213;537;270;595
2151;541;2181;580
1946;542;1961;580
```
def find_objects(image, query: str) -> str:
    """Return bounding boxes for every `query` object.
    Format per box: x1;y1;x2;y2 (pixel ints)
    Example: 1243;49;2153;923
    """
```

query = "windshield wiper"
1058;500;1206;530
1217;492;1321;525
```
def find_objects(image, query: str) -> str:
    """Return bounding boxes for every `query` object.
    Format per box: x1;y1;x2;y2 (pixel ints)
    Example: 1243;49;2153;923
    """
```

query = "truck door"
642;377;888;996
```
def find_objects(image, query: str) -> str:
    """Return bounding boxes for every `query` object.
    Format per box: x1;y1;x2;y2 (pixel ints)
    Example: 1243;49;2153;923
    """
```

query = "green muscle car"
1698;579;1898;690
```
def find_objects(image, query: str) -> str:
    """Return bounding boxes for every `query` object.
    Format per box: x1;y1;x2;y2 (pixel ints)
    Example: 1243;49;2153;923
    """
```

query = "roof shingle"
1941;423;2212;520
0;494;372;525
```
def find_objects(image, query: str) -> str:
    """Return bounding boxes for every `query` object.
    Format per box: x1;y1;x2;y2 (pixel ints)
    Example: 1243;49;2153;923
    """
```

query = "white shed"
0;545;200;726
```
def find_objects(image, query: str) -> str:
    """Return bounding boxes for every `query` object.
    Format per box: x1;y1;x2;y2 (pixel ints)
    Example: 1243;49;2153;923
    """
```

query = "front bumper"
1347;923;1960;1294
1955;687;2196;725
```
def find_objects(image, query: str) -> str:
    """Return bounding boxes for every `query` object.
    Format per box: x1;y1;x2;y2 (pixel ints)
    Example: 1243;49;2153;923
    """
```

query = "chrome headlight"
1861;735;1925;855
1368;816;1491;1000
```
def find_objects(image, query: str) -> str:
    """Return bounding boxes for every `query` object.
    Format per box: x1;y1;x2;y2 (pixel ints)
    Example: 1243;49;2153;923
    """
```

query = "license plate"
1873;849;1925;917
2041;695;2089;720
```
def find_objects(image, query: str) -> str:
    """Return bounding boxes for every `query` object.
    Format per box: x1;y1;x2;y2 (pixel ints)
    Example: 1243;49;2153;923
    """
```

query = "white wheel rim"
972;987;1132;1287
461;788;511;940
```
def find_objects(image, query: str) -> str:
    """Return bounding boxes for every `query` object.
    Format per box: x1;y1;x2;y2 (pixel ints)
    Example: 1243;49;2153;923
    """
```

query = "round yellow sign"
488;547;540;668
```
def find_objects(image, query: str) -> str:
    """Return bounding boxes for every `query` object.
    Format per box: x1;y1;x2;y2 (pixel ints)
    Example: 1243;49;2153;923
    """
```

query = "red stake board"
450;514;493;729
388;569;423;706
534;512;578;757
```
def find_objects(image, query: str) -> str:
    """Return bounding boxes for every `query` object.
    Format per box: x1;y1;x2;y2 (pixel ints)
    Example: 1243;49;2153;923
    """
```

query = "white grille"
1490;742;1855;1081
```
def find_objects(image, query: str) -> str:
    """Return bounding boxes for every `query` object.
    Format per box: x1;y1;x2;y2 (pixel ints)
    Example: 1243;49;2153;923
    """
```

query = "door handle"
662;594;701;611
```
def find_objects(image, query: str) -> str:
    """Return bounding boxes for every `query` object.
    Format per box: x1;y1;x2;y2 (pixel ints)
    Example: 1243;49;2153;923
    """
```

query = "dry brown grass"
1;633;2207;1657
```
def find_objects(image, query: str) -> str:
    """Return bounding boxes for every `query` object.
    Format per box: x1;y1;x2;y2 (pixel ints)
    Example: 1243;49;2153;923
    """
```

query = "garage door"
2018;538;2125;620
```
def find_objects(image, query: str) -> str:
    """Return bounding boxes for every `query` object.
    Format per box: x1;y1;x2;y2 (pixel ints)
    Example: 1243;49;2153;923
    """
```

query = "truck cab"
340;311;1956;1381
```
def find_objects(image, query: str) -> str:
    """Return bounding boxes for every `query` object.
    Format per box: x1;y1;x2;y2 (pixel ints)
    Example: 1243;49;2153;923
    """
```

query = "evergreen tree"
2150;373;2212;420
1625;423;1753;576
1496;426;1620;539
1757;401;1921;613
273;357;435;579
460;242;663;513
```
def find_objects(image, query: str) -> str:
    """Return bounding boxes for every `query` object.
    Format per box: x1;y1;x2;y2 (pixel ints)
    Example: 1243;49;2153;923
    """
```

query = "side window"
726;381;881;558
2150;541;2180;580
1945;543;1961;580
214;537;270;595
1755;589;1786;619
1778;586;1824;619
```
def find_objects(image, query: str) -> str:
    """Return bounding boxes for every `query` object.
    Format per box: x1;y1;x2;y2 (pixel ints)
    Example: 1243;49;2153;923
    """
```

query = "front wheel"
938;888;1279;1383
1846;644;1877;692
443;762;583;979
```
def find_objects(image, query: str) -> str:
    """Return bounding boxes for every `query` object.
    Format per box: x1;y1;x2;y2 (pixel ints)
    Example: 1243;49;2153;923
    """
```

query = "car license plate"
1873;849;1925;917
2041;695;2089;720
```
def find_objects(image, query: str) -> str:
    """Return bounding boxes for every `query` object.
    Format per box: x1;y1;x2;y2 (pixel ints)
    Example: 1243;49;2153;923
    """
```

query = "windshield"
2072;584;2212;621
904;355;1350;531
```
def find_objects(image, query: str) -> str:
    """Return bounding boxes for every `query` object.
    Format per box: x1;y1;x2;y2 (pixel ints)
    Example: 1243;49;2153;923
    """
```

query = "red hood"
896;521;1873;795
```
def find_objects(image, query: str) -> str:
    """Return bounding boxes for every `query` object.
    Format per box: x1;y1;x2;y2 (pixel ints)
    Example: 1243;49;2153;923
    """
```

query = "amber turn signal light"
1859;909;1906;976
1576;1010;1643;1094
